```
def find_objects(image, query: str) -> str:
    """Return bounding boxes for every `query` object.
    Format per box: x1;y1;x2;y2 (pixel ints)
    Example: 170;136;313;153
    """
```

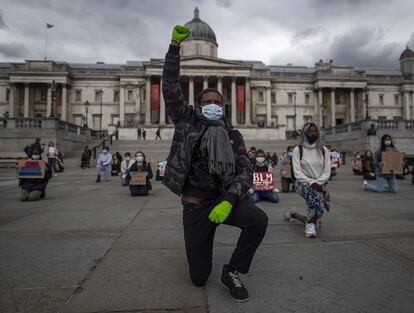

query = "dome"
400;46;414;60
184;7;218;46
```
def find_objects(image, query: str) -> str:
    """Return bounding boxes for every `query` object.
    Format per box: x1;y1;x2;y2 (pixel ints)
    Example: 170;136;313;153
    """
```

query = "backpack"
291;145;326;181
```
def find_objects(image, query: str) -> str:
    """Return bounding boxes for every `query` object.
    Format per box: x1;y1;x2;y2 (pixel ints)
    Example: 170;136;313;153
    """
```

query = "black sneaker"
221;265;249;302
96;175;101;183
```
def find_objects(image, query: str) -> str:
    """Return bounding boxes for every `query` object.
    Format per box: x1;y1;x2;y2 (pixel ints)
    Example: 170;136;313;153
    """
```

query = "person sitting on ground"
351;151;363;175
19;147;52;201
248;146;257;166
248;149;279;203
96;147;112;183
120;152;134;186
284;122;331;238
81;146;91;169
363;134;400;193
161;25;268;302
128;151;153;196
362;149;376;180
280;145;295;193
111;152;123;176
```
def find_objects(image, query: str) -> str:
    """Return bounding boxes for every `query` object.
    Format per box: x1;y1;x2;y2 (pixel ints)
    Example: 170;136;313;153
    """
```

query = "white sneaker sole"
305;233;317;238
221;281;250;302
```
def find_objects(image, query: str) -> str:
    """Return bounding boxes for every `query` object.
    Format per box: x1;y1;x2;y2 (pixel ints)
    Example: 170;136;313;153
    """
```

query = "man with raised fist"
162;25;268;302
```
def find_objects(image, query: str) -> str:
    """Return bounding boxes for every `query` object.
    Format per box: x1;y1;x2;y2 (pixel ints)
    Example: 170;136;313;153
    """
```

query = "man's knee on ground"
20;189;29;201
29;191;42;201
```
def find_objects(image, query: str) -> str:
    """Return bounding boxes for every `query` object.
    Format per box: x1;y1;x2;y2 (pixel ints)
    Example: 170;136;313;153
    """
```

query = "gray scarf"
196;109;235;175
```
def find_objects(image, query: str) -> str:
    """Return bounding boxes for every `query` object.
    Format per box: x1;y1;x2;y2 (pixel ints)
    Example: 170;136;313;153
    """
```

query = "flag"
46;23;54;28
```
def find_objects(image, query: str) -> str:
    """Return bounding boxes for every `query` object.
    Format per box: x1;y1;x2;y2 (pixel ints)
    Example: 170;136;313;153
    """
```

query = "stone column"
266;87;272;127
404;91;410;120
61;84;68;121
362;90;367;119
245;78;252;126
119;84;125;126
160;79;166;125
318;89;323;127
135;84;141;117
145;76;151;125
8;83;15;118
47;85;52;117
203;76;208;89
330;88;336;127
217;76;223;94
231;77;237;126
189;76;194;106
350;89;355;123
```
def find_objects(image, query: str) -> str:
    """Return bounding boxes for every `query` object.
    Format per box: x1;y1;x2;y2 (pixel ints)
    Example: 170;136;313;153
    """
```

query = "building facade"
1;7;414;138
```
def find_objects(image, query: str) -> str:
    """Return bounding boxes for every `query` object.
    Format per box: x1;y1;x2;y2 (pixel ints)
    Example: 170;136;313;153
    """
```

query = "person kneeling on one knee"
19;148;52;201
160;25;268;303
128;151;153;196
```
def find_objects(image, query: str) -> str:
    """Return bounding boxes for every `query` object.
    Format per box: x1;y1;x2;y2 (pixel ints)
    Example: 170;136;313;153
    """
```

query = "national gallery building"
1;8;414;138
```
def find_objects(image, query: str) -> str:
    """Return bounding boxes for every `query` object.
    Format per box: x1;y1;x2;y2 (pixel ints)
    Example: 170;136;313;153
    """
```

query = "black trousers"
182;198;268;287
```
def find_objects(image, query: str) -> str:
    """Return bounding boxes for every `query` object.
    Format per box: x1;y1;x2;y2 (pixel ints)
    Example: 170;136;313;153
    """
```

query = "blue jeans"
365;175;398;193
249;191;279;203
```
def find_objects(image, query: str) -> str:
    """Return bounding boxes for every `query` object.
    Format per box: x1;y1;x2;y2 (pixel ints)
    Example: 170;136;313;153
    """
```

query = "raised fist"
172;25;191;44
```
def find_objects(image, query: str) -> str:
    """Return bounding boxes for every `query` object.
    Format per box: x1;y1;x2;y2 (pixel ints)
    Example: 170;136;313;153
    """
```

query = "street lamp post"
50;80;57;118
364;87;369;120
84;100;89;127
292;92;297;138
98;89;104;135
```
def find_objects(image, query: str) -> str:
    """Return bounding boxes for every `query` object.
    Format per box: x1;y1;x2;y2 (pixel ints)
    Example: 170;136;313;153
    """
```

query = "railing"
406;120;414;130
91;129;118;159
15;118;43;128
334;124;348;134
377;120;399;130
285;130;298;140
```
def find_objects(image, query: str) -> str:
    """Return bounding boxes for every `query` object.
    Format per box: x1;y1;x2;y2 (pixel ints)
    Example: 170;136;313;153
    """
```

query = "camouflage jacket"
161;44;253;206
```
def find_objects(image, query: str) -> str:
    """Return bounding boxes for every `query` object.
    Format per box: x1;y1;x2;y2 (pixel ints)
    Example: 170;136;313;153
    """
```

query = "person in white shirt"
120;152;134;186
46;141;58;176
284;123;331;238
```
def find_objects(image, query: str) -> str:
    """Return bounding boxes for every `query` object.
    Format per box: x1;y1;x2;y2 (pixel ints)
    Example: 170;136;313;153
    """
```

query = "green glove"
172;25;191;44
208;200;233;224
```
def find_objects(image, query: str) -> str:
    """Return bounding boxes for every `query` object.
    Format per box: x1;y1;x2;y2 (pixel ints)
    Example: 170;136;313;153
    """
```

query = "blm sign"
252;172;274;191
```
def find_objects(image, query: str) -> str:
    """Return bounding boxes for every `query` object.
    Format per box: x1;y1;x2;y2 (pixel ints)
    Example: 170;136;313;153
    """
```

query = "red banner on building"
252;172;274;191
151;83;160;112
236;84;245;113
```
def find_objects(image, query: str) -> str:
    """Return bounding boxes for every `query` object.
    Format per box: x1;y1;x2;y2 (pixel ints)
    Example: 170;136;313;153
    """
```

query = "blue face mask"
201;104;223;121
384;140;392;146
32;155;40;160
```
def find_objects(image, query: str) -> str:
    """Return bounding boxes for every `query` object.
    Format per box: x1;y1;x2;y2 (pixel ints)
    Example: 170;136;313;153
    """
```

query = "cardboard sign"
252;172;274;191
382;152;404;175
283;164;292;179
130;172;146;186
17;160;46;179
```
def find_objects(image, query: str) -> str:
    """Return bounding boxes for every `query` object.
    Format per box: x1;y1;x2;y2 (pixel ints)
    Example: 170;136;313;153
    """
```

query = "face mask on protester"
384;140;392;146
288;152;293;157
136;155;144;162
103;149;108;154
256;157;265;164
125;157;130;161
201;104;222;121
32;155;40;160
306;134;318;144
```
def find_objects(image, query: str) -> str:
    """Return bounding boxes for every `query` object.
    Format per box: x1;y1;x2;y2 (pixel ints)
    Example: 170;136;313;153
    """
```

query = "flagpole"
45;23;48;61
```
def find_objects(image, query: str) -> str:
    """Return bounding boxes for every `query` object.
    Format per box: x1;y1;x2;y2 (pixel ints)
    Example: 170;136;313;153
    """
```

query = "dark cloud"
0;10;8;29
291;27;325;46
0;43;28;58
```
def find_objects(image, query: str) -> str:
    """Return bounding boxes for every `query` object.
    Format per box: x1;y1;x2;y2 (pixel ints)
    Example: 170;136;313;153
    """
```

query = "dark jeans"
182;198;268;287
280;177;294;192
48;158;56;175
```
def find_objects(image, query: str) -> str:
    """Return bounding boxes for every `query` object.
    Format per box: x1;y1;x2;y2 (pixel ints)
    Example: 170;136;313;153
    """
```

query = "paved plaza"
1;155;414;313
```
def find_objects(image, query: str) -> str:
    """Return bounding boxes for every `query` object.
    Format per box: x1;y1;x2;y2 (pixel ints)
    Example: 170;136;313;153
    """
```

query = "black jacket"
161;44;253;206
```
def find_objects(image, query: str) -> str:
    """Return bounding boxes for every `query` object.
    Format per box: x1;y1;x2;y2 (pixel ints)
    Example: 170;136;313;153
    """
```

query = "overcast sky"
0;0;413;68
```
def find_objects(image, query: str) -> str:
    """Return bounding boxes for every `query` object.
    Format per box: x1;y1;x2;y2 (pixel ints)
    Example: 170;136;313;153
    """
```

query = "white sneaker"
305;223;317;238
284;211;296;222
363;180;368;188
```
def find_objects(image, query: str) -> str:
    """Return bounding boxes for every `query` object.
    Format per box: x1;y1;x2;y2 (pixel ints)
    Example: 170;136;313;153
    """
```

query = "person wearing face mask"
362;150;375;180
248;149;279;203
111;152;123;176
121;152;134;186
161;25;268;302
19;147;52;201
284;123;331;238
364;134;399;193
96;147;112;183
280;146;295;193
128;151;153;196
